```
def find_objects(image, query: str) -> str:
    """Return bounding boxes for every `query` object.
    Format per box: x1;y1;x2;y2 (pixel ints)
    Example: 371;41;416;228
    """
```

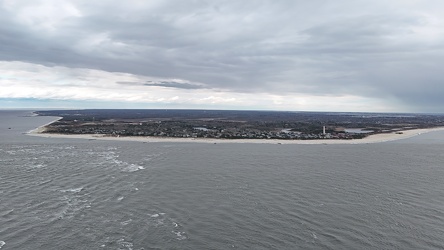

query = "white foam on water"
145;213;188;240
98;151;147;172
172;231;187;240
147;213;166;226
39;179;52;185
53;187;91;220
98;151;120;163
120;219;132;226
30;163;46;169
117;238;133;250
102;152;142;170
312;232;318;239
117;196;124;201
121;164;145;172
0;241;5;248
60;187;84;193
55;197;91;220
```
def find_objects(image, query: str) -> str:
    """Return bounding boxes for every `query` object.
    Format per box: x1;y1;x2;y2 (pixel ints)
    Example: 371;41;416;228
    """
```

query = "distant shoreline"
27;116;63;134
26;118;444;144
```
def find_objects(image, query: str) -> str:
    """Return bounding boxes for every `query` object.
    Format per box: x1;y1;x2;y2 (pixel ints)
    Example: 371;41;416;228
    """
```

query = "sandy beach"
26;118;444;144
27;117;63;134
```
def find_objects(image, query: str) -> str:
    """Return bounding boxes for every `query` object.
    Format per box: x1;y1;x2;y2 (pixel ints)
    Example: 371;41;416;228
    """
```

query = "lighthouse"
323;126;326;135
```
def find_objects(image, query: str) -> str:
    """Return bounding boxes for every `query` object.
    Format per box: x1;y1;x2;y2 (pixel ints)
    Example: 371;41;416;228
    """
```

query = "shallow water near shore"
1;110;444;249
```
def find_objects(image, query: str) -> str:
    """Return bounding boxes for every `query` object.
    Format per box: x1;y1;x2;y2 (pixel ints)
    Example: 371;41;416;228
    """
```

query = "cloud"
1;0;444;111
118;80;208;90
0;61;397;112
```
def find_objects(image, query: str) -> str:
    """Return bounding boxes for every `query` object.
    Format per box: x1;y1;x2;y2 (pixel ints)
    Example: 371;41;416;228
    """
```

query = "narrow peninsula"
31;110;444;143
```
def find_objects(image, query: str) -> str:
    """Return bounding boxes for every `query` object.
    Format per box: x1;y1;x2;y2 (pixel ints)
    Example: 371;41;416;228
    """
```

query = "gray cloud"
118;81;207;90
1;0;444;111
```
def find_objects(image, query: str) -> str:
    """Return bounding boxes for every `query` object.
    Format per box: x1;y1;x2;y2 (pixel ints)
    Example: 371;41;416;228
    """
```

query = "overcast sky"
1;0;443;112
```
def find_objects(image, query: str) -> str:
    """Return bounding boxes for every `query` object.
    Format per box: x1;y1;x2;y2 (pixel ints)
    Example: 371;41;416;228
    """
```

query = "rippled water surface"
1;111;444;249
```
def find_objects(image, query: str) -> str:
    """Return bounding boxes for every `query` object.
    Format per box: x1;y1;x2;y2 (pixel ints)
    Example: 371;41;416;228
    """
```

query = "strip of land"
27;117;62;134
27;119;444;144
27;110;444;144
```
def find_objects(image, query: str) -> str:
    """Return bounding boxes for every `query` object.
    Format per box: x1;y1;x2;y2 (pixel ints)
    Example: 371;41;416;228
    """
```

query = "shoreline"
26;116;63;134
26;121;444;144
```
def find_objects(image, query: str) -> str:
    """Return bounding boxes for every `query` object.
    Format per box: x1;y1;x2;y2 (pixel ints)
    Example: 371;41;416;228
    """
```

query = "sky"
1;0;443;112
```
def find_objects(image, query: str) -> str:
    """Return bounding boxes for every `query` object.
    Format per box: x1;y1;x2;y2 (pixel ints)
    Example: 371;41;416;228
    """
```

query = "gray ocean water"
1;110;444;249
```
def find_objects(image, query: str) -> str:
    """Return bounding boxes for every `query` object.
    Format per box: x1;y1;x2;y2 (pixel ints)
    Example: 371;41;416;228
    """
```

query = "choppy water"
1;110;444;249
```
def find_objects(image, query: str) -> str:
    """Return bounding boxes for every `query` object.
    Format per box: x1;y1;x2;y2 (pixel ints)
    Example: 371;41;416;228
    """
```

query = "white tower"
323;126;326;135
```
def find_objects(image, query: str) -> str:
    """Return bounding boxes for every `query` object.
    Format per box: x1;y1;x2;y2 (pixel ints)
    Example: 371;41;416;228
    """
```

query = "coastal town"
34;110;444;140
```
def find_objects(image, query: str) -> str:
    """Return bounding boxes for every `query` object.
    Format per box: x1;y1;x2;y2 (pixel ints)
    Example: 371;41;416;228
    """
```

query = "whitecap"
172;231;187;240
0;241;5;249
117;238;133;250
39;179;52;185
60;187;83;193
312;232;317;239
121;164;145;172
30;163;46;169
121;219;132;226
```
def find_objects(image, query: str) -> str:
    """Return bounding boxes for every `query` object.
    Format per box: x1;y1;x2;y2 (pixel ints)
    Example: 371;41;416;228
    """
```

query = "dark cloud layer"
1;0;444;111
118;81;207;90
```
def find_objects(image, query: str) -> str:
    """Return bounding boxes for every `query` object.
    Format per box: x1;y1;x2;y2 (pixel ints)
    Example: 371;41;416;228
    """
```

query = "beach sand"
27;117;63;134
26;118;444;144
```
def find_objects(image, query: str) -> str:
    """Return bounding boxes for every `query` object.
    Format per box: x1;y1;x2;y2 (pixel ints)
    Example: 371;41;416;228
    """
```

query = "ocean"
1;110;444;249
